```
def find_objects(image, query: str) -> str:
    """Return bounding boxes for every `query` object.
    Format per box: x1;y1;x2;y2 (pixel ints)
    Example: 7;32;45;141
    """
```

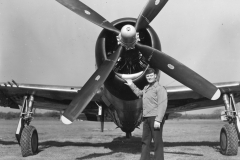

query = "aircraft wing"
166;81;240;113
0;83;103;113
1;81;240;115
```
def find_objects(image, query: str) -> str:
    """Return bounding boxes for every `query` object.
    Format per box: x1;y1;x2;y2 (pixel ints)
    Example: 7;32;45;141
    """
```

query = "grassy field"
0;119;239;160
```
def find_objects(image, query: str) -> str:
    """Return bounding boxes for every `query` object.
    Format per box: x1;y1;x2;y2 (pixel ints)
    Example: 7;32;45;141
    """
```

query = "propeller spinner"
117;25;140;50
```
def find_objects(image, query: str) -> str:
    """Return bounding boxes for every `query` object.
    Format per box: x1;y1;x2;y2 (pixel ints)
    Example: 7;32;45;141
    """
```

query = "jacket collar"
145;81;158;90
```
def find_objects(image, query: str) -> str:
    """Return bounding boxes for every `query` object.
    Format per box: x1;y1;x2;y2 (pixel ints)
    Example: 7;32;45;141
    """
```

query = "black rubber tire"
220;124;238;156
20;126;38;157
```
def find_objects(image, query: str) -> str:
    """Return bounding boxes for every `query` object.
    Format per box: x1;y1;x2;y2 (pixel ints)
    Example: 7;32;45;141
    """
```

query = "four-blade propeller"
56;0;221;124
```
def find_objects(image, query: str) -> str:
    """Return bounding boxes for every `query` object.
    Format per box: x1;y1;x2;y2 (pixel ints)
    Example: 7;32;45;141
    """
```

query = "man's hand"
154;121;161;130
124;79;133;86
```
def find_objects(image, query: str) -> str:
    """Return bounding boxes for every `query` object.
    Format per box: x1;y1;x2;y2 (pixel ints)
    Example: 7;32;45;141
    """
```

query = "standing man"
125;68;168;160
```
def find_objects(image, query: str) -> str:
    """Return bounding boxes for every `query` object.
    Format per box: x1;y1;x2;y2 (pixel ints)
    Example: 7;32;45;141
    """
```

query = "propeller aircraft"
0;0;240;157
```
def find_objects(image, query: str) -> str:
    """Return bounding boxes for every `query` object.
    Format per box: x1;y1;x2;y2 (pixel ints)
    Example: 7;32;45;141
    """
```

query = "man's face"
145;73;156;84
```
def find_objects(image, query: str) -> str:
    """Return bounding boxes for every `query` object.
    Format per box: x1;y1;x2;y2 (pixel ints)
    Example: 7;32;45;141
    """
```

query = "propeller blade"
56;0;120;34
135;0;168;31
61;46;123;124
135;43;221;100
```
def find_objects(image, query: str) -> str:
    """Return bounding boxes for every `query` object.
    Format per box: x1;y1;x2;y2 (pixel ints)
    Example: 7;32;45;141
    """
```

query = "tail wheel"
220;124;238;156
20;125;38;157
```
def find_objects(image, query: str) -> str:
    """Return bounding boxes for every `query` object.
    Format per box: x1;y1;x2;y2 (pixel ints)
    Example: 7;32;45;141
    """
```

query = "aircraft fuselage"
95;18;161;133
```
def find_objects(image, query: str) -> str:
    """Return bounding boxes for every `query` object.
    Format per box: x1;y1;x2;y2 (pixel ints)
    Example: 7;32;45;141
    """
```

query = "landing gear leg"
96;102;105;132
126;132;132;138
220;94;239;156
15;95;39;157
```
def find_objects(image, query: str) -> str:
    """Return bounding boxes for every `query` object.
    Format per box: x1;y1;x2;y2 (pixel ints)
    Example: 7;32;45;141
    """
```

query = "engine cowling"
95;18;161;101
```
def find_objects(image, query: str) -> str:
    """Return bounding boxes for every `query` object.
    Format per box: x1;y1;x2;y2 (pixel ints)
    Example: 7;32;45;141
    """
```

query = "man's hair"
146;68;156;75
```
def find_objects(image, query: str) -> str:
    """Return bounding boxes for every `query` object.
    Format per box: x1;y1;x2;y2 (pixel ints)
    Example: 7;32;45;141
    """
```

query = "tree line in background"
0;111;60;120
0;109;224;120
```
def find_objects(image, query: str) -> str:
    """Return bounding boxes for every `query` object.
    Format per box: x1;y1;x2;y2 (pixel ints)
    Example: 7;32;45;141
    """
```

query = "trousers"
140;116;164;160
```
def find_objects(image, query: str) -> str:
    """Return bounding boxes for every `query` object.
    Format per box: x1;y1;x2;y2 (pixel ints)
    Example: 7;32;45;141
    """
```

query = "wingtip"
211;89;221;100
61;115;73;125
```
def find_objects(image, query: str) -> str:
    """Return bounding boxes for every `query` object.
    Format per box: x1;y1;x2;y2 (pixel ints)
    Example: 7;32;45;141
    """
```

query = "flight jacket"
129;81;168;122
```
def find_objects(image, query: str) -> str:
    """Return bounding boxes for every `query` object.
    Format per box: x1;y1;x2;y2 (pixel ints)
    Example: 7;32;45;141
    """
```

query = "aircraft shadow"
38;136;142;153
165;141;220;147
0;140;18;145
37;137;224;159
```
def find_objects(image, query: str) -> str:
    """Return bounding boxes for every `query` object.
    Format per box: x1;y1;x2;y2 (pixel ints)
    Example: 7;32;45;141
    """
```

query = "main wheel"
220;124;238;156
20;125;38;157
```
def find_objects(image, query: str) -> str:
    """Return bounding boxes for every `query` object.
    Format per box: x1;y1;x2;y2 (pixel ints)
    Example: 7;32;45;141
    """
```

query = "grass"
0;119;239;160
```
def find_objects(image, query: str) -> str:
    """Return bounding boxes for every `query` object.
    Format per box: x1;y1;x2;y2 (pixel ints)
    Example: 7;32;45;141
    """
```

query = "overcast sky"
0;0;240;113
